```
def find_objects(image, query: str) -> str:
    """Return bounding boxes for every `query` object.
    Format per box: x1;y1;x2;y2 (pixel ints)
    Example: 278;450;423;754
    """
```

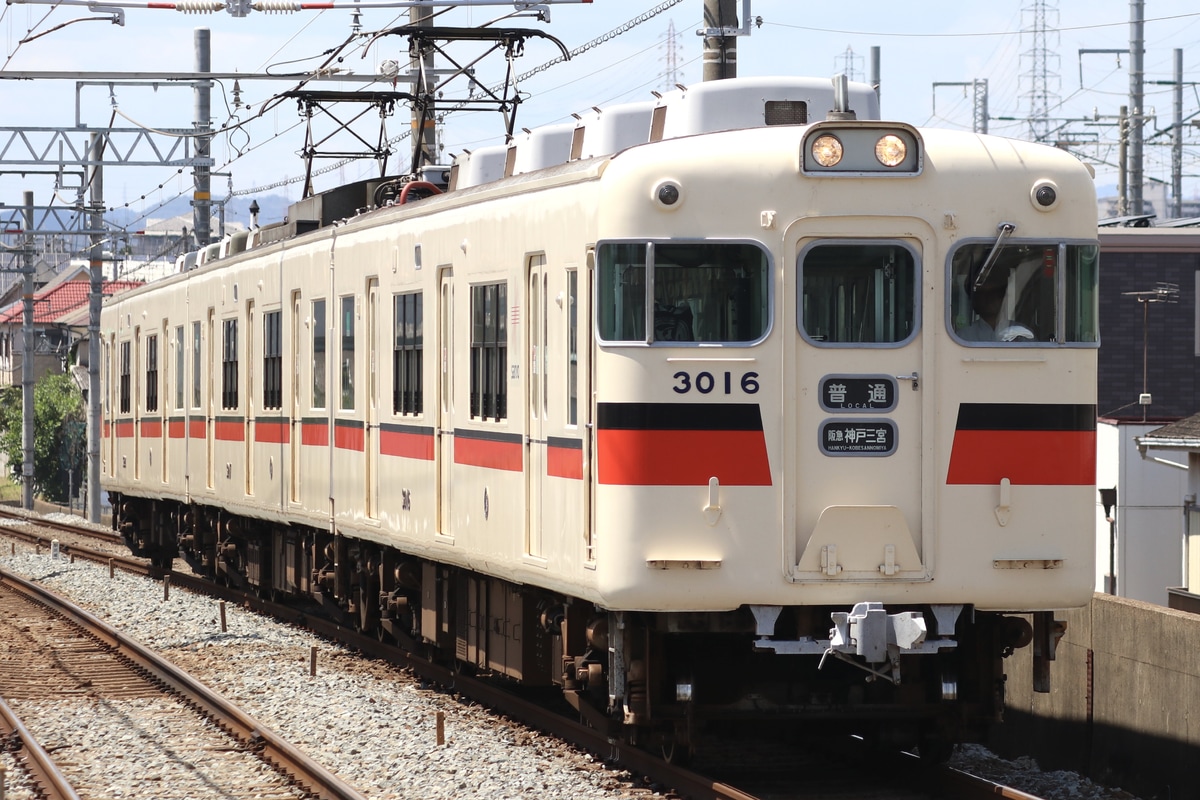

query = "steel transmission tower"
661;20;682;91
1020;0;1061;142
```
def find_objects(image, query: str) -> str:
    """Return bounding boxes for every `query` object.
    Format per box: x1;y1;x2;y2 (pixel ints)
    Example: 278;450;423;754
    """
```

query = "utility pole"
1128;0;1145;215
21;191;34;511
87;133;104;523
702;0;738;81
1118;105;1129;216
870;47;881;111
410;5;439;170
194;28;212;247
1172;49;1183;219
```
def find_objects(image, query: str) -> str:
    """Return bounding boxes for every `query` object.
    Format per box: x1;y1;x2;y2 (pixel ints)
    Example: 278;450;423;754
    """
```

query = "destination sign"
819;419;897;456
819;375;897;412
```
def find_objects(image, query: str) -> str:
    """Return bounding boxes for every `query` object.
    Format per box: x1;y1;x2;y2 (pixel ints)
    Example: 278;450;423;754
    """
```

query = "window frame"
796;238;921;349
263;309;283;410
145;334;159;413
119;340;131;414
470;281;508;422
595;238;773;347
945;237;1101;348
311;299;327;410
221;318;239;410
392;291;423;416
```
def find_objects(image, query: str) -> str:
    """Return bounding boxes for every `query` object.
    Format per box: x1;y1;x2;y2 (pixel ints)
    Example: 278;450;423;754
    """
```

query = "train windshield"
799;242;918;345
949;242;1099;345
596;241;769;344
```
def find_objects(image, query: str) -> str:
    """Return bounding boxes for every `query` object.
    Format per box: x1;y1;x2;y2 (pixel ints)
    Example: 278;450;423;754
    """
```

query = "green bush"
0;375;87;503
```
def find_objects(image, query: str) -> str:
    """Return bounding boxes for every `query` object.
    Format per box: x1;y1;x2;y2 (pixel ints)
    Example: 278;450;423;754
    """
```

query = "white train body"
102;76;1098;754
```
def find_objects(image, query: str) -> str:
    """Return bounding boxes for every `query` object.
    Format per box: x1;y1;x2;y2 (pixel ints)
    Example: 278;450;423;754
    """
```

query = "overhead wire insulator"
172;0;224;13
253;0;303;13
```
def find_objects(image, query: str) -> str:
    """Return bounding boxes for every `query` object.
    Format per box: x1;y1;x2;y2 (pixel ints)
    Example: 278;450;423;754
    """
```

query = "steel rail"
0;566;368;800
0;507;122;545
0;694;81;800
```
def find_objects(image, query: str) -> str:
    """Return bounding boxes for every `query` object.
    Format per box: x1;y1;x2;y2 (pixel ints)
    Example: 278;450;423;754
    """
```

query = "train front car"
586;89;1098;758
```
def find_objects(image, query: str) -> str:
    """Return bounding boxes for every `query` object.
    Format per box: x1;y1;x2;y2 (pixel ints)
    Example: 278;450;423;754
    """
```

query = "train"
101;74;1099;761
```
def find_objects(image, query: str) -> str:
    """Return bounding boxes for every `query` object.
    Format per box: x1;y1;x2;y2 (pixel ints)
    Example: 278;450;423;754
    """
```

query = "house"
1135;413;1200;613
1092;228;1200;605
0;272;141;388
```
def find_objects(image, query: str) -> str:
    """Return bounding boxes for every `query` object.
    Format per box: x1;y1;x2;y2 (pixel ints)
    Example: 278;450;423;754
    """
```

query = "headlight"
875;134;907;167
811;134;844;167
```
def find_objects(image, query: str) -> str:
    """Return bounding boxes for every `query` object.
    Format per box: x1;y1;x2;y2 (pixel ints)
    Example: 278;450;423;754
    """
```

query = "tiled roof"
1143;412;1200;444
0;278;141;325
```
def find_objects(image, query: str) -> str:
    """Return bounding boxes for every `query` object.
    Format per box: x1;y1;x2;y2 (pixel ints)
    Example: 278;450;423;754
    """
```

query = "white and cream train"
102;76;1099;758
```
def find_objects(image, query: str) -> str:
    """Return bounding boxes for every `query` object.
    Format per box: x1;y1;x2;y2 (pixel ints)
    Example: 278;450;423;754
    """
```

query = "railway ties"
0;569;366;800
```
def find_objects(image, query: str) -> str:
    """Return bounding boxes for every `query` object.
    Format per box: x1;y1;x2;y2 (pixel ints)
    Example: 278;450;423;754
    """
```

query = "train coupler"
749;602;961;684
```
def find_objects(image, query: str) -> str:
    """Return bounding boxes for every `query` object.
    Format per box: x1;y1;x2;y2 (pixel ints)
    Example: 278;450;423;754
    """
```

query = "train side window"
567;269;578;426
470;282;507;421
312;300;327;409
174;326;185;410
340;295;355;411
146;334;159;413
949;242;1099;345
191;322;202;409
597;241;769;344
263;310;282;410
222;319;239;410
799;242;917;345
119;340;131;414
393;291;423;415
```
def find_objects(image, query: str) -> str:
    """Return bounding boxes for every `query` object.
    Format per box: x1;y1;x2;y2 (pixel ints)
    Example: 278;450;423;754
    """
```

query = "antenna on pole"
1122;282;1178;421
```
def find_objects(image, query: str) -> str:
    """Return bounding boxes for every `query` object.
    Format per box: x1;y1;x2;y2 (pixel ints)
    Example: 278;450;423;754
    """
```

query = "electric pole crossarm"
0;127;209;168
1077;49;1128;87
3;0;593;15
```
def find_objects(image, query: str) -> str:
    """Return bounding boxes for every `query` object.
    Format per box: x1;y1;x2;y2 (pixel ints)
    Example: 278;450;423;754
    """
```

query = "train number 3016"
672;371;760;395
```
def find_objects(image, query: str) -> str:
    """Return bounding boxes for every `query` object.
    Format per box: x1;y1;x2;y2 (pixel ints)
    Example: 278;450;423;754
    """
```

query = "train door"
161;321;170;484
789;236;927;581
104;336;114;476
134;326;141;481
290;291;302;504
365;278;379;520
206;308;216;490
246;299;255;496
436;267;454;539
525;255;547;558
578;255;596;562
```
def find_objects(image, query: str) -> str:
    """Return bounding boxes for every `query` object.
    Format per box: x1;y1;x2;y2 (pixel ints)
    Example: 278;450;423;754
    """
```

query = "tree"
0;374;86;504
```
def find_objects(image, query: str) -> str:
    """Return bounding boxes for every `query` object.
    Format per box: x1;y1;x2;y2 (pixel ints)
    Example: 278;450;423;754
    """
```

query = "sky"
1;0;1199;231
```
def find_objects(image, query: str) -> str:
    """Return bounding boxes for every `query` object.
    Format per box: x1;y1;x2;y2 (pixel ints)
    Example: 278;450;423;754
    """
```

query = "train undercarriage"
111;491;1052;762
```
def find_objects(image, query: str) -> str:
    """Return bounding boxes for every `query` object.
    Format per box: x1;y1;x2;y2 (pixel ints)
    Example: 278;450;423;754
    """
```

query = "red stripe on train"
597;429;772;486
301;421;329;447
455;436;523;472
215;420;244;442
381;429;434;460
547;444;583;479
255;420;289;444
114;421;134;439
334;424;364;452
169;420;186;439
189;419;206;439
946;429;1096;485
140;420;162;438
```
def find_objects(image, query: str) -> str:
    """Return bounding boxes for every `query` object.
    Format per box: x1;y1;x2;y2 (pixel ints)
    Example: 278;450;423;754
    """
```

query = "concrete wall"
991;593;1200;800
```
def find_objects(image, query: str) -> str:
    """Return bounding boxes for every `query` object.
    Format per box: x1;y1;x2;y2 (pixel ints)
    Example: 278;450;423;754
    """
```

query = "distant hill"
107;193;294;231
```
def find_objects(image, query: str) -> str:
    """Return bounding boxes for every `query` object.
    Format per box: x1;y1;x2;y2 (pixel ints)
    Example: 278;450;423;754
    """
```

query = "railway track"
0;507;1053;800
0;562;366;800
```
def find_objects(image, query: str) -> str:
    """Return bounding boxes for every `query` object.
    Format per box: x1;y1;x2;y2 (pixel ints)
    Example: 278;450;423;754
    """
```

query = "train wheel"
917;732;953;765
